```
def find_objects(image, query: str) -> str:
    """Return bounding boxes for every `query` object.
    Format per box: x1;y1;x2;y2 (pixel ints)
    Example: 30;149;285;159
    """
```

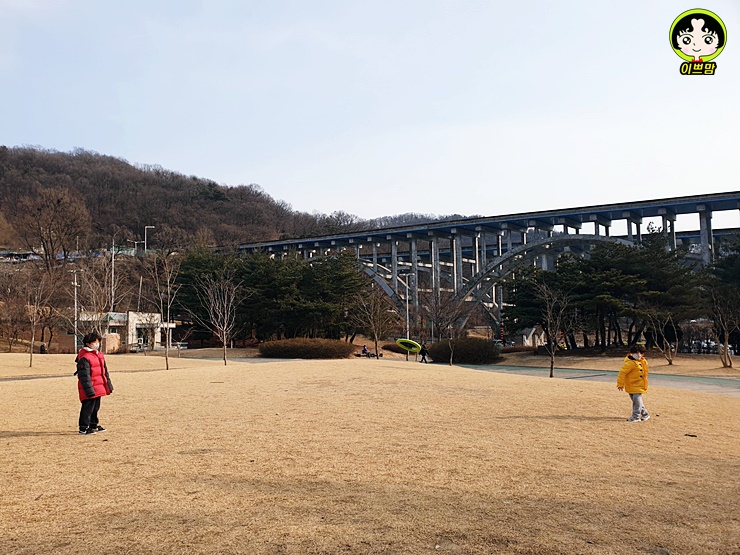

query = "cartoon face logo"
670;9;726;62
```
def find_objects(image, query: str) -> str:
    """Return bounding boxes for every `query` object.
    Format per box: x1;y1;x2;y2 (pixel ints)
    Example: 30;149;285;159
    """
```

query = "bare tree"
533;281;573;378
122;310;155;354
191;269;243;365
349;282;400;359
23;267;54;367
75;259;114;336
14;187;91;273
421;290;470;344
35;267;69;352
0;212;19;247
642;308;680;366
146;250;182;369
419;290;471;364
0;268;25;352
710;287;739;368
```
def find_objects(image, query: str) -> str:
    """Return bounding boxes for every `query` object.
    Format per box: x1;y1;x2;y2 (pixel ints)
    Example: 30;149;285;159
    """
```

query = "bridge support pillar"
623;212;641;243
479;233;488;271
372;244;378;274
661;213;677;251
432;238;441;301
474;233;480;273
411;240;419;308
452;234;463;293
698;206;714;265
391;241;398;292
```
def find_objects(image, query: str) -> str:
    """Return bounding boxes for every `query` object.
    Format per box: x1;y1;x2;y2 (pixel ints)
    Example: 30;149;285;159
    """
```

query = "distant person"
39;343;47;354
617;344;649;423
75;332;114;435
419;344;428;364
362;345;370;357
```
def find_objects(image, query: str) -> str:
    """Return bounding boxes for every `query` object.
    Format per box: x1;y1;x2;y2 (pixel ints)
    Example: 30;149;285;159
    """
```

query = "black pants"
79;397;101;431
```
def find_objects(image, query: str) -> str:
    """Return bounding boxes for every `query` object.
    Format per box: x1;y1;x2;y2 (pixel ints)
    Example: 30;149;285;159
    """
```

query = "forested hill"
0;146;471;250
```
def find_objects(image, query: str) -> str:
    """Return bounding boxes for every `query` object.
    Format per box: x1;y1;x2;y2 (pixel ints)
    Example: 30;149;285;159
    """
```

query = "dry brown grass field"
1;351;738;554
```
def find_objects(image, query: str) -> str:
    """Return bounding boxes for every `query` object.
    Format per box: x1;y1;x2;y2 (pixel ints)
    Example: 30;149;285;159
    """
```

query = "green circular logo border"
670;8;727;62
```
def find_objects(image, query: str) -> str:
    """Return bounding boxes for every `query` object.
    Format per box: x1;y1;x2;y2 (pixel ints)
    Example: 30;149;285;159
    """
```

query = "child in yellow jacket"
617;345;649;422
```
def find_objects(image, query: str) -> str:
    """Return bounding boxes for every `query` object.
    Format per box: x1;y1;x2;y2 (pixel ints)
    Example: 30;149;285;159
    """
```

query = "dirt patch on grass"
1;354;738;554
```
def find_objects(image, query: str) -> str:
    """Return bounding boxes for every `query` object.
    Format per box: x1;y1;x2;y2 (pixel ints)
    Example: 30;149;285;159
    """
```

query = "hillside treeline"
0;146;470;252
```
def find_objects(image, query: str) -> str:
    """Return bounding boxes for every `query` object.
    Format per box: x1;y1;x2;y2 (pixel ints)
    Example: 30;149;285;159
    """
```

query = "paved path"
465;365;740;397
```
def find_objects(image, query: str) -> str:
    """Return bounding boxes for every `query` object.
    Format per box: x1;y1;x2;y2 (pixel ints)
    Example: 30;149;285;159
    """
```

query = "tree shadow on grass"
0;430;79;438
491;415;620;422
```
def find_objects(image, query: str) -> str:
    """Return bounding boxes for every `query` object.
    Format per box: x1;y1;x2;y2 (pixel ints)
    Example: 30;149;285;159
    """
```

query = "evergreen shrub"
258;338;356;359
427;338;501;364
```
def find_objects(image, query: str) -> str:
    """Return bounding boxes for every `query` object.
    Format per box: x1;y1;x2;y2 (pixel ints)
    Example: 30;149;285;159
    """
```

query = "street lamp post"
144;225;155;254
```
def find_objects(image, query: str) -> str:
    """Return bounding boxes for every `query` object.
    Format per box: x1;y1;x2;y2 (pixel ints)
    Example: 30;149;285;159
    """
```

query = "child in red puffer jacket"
75;332;114;435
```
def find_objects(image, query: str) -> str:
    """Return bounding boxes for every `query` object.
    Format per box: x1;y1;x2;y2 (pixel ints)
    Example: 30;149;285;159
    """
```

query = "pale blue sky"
2;1;740;229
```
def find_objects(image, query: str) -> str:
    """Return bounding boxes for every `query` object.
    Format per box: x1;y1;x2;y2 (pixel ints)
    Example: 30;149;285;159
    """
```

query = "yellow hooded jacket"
617;355;649;394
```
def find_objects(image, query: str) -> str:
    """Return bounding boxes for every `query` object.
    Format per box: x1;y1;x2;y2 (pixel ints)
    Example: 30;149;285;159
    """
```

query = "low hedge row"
258;338;356;359
428;338;501;365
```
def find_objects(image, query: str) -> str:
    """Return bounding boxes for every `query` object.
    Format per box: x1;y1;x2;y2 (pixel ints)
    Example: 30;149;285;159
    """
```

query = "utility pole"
74;270;78;348
70;269;80;350
138;275;143;312
111;237;115;312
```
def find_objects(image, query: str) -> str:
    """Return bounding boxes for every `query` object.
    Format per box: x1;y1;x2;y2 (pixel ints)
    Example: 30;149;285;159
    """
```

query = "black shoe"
78;429;96;435
92;426;106;432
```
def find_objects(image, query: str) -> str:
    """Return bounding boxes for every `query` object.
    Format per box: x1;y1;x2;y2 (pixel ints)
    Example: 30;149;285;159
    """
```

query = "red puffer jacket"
76;348;114;401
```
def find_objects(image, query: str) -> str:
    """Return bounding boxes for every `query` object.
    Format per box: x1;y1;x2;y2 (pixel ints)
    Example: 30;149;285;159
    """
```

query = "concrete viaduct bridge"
239;191;740;327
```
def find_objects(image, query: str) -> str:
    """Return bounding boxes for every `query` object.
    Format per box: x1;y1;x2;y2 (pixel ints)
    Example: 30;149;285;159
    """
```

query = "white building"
78;311;176;352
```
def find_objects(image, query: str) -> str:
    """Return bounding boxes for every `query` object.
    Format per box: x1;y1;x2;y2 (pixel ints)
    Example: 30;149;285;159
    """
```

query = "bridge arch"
361;234;633;324
444;234;634;328
455;233;633;302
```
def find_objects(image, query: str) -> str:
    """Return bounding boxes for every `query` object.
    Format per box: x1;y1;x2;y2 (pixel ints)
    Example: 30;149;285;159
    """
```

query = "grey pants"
629;393;649;420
